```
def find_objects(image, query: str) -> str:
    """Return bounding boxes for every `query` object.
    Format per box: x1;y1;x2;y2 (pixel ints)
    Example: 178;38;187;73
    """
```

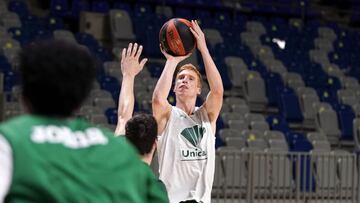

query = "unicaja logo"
180;125;207;161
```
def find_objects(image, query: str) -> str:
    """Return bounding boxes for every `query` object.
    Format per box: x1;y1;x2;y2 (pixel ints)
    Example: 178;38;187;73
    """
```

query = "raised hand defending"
115;43;147;136
121;43;148;78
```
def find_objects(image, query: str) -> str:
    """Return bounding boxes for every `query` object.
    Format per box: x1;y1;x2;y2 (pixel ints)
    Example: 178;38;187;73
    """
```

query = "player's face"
174;69;201;97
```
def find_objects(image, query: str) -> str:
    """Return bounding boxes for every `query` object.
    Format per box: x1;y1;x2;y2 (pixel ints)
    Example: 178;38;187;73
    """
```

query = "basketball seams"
160;22;173;55
166;19;186;56
178;18;192;27
176;21;196;54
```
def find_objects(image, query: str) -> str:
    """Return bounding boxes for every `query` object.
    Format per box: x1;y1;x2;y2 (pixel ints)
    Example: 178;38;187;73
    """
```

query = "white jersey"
157;106;215;203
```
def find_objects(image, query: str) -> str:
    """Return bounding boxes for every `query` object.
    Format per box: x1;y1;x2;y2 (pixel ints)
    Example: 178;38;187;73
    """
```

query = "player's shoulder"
0;115;30;128
194;105;207;116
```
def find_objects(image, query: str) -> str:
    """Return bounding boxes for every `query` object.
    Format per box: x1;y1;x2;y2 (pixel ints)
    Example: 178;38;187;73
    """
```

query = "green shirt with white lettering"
0;115;168;203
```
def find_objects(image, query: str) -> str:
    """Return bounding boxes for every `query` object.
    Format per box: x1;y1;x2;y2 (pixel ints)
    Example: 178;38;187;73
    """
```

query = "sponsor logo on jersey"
180;125;207;161
31;125;108;149
180;148;207;161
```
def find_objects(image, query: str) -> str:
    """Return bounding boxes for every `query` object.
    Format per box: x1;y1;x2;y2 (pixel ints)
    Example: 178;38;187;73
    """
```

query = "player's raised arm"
152;46;190;134
190;20;224;129
115;43;147;136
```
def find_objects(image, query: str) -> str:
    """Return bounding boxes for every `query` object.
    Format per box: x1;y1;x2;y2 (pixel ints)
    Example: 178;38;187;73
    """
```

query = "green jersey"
0;115;168;203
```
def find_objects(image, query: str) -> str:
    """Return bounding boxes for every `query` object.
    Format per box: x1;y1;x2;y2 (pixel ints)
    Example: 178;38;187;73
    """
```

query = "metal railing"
212;150;360;203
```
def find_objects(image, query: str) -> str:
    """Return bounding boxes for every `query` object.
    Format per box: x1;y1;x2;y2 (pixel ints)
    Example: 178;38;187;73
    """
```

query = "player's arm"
115;43;148;136
152;46;190;134
190;20;224;131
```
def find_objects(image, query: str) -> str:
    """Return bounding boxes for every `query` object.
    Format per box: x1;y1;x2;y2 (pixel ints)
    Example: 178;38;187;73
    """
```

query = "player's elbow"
212;86;224;97
152;93;166;107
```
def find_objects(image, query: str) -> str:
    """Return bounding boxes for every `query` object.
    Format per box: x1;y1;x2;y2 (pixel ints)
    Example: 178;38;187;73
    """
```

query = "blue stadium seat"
278;88;304;123
91;0;110;13
214;10;232;30
8;27;31;45
303;67;326;88
105;107;118;125
70;0;90;19
216;62;232;90
234;13;247;26
45;16;64;31
134;3;153;18
76;32;99;52
264;73;285;107
0;56;12;72
196;97;203;107
215;117;225;148
147;62;163;78
185;0;206;6
293;154;316;192
316;88;339;108
33;29;53;41
143;28;161;57
336;105;355;141
100;76;120;94
257;4;277;15
289;135;323;192
328;76;342;90
133;5;159;51
194;9;212;27
22;15;44;37
8;0;29;18
248;60;268;78
113;2;132;12
287;132;311;152
266;115;290;134
3;70;19;92
175;7;193;19
95;47;113;62
50;0;69;16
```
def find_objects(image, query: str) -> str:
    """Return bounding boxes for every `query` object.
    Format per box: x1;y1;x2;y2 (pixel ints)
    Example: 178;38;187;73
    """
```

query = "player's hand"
160;44;191;64
121;43;148;77
190;20;207;53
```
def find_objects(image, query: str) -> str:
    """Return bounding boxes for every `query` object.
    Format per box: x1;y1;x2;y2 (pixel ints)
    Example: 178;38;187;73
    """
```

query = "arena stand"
1;0;360;202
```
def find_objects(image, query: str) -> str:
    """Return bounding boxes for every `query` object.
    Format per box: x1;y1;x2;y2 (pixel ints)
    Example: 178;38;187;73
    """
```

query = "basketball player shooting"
152;20;224;203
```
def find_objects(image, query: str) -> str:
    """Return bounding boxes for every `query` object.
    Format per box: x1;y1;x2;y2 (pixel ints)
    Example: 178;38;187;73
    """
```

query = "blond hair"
175;64;202;89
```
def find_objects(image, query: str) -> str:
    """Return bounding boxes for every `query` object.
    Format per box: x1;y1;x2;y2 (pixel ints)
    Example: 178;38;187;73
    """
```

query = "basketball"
159;18;196;56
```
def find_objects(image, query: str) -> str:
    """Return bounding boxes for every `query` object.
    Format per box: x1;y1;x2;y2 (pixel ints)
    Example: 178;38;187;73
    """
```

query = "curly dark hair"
125;113;158;155
19;40;96;117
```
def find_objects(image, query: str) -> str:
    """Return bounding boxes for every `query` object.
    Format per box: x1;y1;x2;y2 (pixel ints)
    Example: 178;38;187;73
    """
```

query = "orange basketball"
159;18;196;56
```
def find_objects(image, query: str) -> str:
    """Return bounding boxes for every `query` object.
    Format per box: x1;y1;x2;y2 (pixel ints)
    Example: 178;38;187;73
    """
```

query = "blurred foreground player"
0;40;168;203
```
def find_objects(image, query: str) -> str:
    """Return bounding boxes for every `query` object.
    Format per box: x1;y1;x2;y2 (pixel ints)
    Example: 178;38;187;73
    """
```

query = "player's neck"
141;154;153;166
176;98;196;115
142;144;156;166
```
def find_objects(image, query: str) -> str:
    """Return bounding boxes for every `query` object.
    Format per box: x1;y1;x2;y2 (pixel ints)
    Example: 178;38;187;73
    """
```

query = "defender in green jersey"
114;43;168;200
0;40;168;203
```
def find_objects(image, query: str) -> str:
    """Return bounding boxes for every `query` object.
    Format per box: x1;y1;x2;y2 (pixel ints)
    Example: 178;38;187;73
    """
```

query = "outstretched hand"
160;44;191;64
121;43;148;77
189;20;207;53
